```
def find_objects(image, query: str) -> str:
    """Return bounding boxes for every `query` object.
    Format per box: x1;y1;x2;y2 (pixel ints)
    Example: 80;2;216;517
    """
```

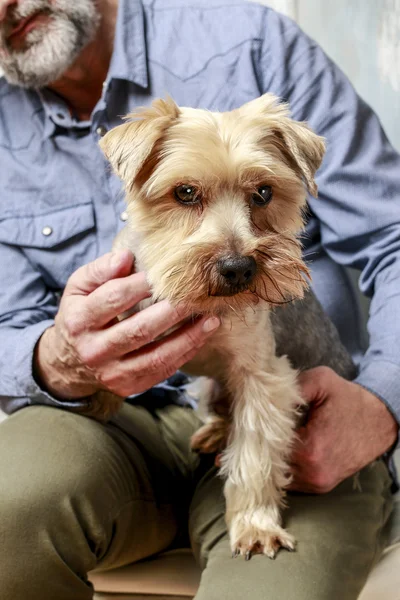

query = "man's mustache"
0;1;51;39
1;1;48;27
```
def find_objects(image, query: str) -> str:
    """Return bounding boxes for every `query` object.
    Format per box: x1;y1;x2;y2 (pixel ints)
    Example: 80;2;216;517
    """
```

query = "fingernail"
203;316;220;333
111;249;132;268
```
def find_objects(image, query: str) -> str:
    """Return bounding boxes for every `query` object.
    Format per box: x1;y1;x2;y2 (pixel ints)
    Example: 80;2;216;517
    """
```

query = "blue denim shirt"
1;0;400;437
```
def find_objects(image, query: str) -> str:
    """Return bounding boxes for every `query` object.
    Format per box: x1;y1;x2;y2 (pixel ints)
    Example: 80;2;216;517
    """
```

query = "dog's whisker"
222;299;235;331
254;277;293;306
259;275;270;304
258;266;285;302
259;279;268;303
166;268;184;280
270;297;295;306
272;267;306;285
260;269;287;303
243;295;257;315
225;301;247;326
255;248;271;260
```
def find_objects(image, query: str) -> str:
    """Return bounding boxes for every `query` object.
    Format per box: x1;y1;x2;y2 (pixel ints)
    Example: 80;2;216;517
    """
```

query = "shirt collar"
108;0;149;89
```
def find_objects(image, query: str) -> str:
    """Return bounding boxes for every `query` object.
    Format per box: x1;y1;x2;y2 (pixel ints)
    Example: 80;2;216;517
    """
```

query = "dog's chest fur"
183;308;274;382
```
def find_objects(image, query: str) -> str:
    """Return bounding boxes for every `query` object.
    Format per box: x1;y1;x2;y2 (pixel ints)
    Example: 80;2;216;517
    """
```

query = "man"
0;0;398;598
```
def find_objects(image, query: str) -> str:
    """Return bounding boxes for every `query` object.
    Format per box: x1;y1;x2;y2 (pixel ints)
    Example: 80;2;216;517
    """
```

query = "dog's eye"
252;185;273;207
174;185;201;205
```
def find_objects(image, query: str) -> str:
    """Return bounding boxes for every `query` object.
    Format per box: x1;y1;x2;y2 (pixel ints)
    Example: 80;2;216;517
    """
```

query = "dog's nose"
218;256;257;287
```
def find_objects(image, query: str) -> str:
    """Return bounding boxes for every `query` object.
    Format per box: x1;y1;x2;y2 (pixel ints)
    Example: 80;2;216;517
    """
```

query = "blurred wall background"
255;0;400;152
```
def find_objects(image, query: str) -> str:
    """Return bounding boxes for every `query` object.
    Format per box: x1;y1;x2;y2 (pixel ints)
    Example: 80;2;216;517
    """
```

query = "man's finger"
66;250;134;296
297;366;334;405
290;426;309;462
84;271;151;328
288;475;315;494
92;299;192;358
121;315;220;386
104;315;220;397
288;461;318;493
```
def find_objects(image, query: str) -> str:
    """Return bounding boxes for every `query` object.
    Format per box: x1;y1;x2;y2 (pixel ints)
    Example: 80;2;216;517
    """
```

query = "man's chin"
1;66;63;90
0;50;72;88
0;30;80;88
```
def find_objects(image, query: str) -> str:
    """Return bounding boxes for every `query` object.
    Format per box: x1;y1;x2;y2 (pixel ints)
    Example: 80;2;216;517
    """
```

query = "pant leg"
0;403;191;600
189;460;394;600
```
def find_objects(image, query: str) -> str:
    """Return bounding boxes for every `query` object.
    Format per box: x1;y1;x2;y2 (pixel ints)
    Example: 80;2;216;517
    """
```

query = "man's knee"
0;407;129;549
195;550;361;600
0;405;178;598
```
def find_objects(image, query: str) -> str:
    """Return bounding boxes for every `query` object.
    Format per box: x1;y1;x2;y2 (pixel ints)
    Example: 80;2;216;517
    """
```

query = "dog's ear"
99;97;180;190
239;94;325;197
273;119;325;197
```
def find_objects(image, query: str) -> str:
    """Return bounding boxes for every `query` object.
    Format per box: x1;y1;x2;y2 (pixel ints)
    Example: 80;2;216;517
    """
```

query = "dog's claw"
231;523;296;560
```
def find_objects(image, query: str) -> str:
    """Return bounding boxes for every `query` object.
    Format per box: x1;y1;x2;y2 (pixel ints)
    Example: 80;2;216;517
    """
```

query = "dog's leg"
183;376;231;454
190;414;228;454
74;390;125;422
220;313;304;559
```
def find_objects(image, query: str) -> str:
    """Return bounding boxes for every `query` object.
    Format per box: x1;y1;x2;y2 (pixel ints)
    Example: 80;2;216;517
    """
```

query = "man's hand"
34;250;220;400
290;366;398;494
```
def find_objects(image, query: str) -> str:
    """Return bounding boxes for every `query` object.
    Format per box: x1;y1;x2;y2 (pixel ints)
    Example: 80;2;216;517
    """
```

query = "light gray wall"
297;0;400;152
255;0;400;151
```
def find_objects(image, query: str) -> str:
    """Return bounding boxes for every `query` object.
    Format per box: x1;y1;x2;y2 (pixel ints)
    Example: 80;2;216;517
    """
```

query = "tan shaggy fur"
98;94;325;559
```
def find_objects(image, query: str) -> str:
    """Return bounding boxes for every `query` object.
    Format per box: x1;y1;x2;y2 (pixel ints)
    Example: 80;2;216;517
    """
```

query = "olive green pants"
0;403;393;600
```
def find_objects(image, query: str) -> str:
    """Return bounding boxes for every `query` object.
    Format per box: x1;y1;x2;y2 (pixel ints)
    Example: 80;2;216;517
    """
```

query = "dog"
96;94;337;559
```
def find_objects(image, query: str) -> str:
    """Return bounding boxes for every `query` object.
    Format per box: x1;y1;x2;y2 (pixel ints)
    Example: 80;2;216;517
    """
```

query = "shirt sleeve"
0;240;91;414
260;10;400;427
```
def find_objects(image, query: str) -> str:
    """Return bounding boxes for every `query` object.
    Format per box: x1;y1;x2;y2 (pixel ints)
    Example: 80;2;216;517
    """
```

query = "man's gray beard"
0;0;100;88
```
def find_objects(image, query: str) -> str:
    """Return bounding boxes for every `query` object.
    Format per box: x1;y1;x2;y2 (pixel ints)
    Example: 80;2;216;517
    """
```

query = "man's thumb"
66;249;134;296
297;366;334;406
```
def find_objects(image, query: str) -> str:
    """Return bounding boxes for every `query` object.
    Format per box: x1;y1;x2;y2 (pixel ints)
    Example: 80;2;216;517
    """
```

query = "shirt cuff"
4;320;92;414
355;360;400;445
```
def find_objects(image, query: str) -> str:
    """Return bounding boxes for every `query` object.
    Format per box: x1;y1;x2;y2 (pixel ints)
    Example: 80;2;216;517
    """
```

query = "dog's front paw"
230;512;296;560
190;416;228;454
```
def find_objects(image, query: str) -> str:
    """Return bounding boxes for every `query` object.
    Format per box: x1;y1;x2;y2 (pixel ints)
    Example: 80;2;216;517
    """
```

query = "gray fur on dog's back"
271;290;357;380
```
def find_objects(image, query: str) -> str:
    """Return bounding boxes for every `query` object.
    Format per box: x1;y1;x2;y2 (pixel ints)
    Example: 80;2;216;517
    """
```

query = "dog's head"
100;95;325;314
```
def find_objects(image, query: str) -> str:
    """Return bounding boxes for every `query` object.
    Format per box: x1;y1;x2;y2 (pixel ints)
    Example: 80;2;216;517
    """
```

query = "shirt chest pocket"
0;203;97;289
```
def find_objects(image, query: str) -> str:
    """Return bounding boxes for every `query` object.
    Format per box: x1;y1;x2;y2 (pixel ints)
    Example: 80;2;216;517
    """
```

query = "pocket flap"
0;203;95;248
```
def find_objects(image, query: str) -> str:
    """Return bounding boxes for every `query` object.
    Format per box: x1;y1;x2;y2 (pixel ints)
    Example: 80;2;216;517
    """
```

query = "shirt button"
96;125;108;137
120;211;128;222
42;226;53;236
